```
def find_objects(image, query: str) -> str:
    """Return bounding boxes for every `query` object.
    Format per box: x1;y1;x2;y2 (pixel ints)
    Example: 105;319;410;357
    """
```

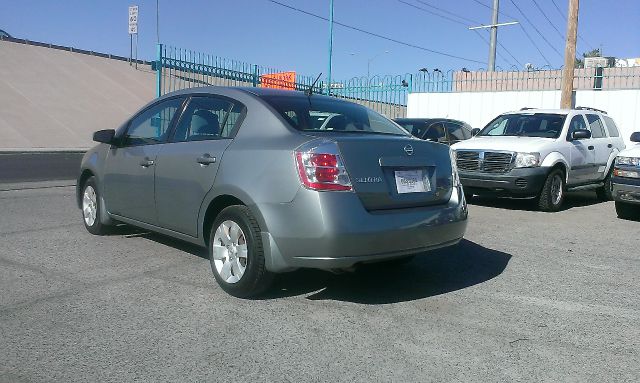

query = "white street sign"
128;5;138;35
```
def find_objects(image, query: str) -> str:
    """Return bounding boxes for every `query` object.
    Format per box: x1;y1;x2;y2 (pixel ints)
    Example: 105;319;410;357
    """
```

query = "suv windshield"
261;96;410;136
478;113;566;139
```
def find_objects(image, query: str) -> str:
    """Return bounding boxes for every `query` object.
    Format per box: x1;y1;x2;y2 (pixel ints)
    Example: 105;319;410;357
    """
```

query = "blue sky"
1;0;638;80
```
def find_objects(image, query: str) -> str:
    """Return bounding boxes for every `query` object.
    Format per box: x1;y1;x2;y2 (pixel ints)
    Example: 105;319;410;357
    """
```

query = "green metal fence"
155;43;640;119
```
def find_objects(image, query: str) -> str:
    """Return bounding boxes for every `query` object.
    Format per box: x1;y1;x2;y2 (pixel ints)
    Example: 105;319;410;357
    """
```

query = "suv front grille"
456;151;514;173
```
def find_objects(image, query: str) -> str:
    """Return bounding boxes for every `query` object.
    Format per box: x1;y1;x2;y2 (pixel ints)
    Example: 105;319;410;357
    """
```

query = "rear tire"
209;205;273;298
615;201;640;220
596;168;613;201
81;176;110;235
537;169;565;212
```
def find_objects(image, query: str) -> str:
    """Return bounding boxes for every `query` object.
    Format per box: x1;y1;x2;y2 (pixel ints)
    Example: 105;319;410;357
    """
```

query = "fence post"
156;43;163;98
252;64;259;87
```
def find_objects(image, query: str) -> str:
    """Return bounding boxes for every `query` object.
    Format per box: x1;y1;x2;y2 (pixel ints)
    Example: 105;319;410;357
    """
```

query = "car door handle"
588;146;595;150
197;154;217;165
139;158;155;167
607;143;613;148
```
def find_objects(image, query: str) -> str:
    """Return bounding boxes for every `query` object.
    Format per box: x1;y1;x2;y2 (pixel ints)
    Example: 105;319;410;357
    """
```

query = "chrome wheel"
82;185;97;226
212;220;248;284
550;174;563;206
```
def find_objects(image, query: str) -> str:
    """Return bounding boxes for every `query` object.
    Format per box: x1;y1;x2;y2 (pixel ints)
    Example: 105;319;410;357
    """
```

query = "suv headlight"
514;152;540;168
615;156;640;167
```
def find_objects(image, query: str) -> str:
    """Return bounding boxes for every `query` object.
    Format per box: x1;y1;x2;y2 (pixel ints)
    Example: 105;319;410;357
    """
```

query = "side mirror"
93;129;117;145
471;128;481;136
571;129;591;140
630;132;640;142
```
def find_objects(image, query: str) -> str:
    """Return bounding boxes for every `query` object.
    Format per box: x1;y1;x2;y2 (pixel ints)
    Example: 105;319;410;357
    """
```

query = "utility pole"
560;0;579;109
326;0;334;95
468;0;517;72
488;0;499;71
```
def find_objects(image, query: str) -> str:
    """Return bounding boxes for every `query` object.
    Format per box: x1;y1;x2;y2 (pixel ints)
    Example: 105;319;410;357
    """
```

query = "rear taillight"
295;140;352;191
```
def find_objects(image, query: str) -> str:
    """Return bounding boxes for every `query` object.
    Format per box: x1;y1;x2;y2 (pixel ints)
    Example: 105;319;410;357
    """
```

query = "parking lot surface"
1;184;639;382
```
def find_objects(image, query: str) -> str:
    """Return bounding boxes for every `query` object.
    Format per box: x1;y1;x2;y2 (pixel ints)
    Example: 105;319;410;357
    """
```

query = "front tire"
209;205;273;298
537;169;565;212
615;201;640;220
81;176;110;235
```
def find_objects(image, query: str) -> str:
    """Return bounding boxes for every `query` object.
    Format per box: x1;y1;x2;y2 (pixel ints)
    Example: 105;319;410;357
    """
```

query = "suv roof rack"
520;107;534;111
576;106;607;114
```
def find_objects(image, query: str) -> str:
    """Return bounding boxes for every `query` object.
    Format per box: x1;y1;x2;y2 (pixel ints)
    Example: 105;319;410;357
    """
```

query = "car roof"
394;118;465;124
162;86;355;104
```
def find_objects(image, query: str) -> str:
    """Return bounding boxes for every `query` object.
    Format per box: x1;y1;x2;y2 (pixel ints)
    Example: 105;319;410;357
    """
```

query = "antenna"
306;73;323;97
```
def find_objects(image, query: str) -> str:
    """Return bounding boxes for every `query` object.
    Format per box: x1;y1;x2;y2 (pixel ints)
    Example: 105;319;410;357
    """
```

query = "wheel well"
77;169;94;207
551;163;567;181
202;195;245;246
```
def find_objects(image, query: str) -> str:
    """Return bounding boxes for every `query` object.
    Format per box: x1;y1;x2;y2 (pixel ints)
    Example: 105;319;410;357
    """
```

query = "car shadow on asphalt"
467;191;604;212
261;239;512;304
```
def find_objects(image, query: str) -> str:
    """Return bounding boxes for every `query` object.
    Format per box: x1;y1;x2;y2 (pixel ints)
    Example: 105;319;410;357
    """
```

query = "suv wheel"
538;169;565;212
615;201;640;220
209;205;273;298
596;167;613;201
81;176;110;235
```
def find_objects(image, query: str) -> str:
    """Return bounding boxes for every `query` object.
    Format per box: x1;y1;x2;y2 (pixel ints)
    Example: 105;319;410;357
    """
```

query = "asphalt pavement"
0;185;639;382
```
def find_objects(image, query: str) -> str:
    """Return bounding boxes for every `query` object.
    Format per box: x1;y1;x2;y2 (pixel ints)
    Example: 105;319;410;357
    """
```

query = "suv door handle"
197;154;217;165
139;158;155;167
588;146;595;150
607;143;613;148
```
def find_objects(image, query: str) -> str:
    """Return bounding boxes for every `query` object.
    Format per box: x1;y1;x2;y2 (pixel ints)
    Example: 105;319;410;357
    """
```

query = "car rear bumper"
612;176;640;205
258;186;468;272
459;167;548;197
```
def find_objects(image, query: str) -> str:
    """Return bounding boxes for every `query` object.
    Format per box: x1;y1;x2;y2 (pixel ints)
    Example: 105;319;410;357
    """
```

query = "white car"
612;132;640;219
451;108;626;211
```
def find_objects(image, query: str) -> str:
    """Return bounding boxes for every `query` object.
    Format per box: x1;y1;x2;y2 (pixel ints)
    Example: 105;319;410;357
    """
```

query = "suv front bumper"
612;176;640;205
459;167;548;197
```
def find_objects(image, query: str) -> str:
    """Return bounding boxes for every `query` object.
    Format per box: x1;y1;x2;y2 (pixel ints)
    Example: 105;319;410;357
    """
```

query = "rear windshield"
261;96;410;136
479;113;566;138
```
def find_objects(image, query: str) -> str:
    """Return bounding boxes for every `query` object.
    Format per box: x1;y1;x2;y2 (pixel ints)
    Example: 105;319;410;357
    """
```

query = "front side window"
586;114;606;138
446;122;471;141
567;115;590;139
423;123;447;143
124;98;184;146
603;116;620;137
262;96;410;137
172;96;244;142
479;113;566;138
394;120;430;138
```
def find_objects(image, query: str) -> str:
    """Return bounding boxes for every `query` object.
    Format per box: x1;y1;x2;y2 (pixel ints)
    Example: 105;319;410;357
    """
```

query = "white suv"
612;132;640;219
451;108;626;211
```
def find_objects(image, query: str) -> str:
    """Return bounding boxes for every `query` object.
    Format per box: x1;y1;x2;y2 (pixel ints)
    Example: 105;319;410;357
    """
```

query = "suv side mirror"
471;128;481;136
93;129;117;145
630;132;640;142
571;129;591;140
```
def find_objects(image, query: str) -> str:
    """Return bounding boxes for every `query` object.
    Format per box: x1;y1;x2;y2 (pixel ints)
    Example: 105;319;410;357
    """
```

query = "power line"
469;0;516;20
266;0;487;64
508;0;563;58
551;0;595;51
398;0;521;68
414;0;481;25
531;0;564;41
517;24;552;67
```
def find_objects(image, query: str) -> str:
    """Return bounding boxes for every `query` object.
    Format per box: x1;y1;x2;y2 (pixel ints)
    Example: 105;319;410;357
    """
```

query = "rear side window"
262;96;410;136
124;97;184;146
603;116;620;137
172;96;244;142
586;114;606;138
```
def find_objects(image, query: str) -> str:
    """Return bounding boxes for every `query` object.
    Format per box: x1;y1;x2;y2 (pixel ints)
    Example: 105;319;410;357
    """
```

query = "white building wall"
407;89;640;144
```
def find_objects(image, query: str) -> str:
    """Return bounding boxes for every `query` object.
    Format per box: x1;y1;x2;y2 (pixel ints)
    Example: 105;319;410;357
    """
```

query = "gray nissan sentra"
77;87;468;297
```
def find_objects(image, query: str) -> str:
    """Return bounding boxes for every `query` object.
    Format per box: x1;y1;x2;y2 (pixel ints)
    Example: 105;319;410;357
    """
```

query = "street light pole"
326;0;334;95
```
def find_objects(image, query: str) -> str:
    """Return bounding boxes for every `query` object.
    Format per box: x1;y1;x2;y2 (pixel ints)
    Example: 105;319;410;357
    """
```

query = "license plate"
395;169;431;194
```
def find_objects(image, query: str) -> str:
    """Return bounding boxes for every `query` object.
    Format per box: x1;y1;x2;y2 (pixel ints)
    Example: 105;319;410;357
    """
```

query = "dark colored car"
393;118;474;145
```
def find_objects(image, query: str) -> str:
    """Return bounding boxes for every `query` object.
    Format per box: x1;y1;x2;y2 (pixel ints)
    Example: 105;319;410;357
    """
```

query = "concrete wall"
0;40;155;150
407;89;640;144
